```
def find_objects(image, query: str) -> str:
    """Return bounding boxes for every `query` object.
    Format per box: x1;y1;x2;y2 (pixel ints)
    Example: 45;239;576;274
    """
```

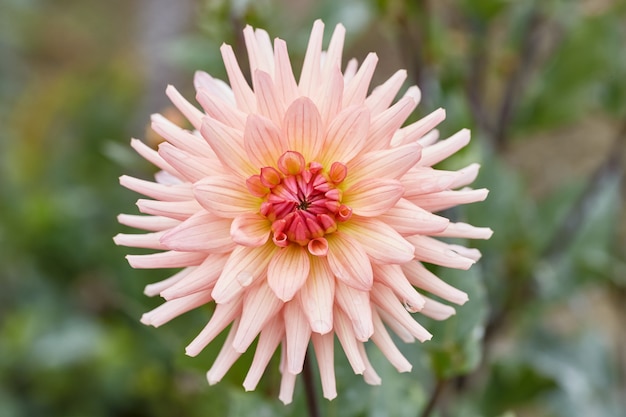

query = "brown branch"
419;378;448;417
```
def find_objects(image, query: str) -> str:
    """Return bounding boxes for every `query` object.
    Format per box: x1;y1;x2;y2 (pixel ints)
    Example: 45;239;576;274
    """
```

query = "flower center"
246;151;352;255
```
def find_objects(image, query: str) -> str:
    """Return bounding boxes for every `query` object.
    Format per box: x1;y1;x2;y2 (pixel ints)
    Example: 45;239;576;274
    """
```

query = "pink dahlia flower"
115;20;492;403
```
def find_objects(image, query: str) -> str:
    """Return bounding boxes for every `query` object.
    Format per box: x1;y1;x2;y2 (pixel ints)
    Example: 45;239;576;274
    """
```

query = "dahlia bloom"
115;20;491;403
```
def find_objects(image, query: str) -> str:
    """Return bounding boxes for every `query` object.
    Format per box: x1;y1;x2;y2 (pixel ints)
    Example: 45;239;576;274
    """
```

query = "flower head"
115;20;492;403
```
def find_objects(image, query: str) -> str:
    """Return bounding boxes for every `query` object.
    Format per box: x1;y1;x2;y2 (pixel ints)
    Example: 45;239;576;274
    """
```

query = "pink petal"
365;69;408;116
281;97;324;162
315;65;344;127
157;142;219;182
420;296;456;321
321;23;346;78
402;261;469;305
268;245;311;302
299;19;324;96
320;105;370;166
140;289;212;327
326;232;373;291
220;44;256;113
185;297;243;357
126;250;206;269
212;242;277;304
342;178;404;217
362;90;418;153
243;113;284;168
334;281;373;341
341;217;415;264
113;231;167;250
407;235;476;270
346;142;422;187
165;85;205;130
312;332;337;400
200;117;257;177
230;212;271;247
160;254;228;300
370;308;412;372
372;263;425;312
253;70;285;126
278;368;297;405
232;283;284;353
273;38;299;105
378;198;450;236
298;256;335;334
194;70;235;104
370;282;432;342
377;308;415;343
130;138;180;178
136;199;200;221
432;222;494;240
391;108;446;147
333;307;365;374
448;163;481;189
160;211;234;253
196;88;247;129
117;214;180;232
243;25;273;75
243;314;285;391
283;300;311;373
418;129;470;167
343;53;378;107
206;321;242;384
400;167;458;197
151;113;214;158
120;175;193;201
194;175;261;218
408;188;489;212
358;343;381;385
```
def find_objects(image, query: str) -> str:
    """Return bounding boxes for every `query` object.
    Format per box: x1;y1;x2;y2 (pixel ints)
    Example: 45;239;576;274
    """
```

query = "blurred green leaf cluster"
1;0;624;416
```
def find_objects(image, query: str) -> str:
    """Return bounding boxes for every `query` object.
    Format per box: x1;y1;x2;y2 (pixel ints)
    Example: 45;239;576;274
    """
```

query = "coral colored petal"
334;281;373;341
230;212;271;247
157;142;218;182
130;138;180;178
312;332;337;400
326;232;373;291
283;300;311;374
391;108;446;147
343;53;378;107
365;69;408;116
377;308;415;343
212;242;277;304
358;343;381;385
160;211;234;253
136;199;200;221
194;70;235;104
298;256;334;334
402;261;469;305
346;142;422;187
160;254;228;300
362;91;418;153
165;85;205;130
342;178;404;217
194;175;261;218
243;114;284;168
432;222;494;240
278;368;297;405
320;105;370;166
220;44;256;113
140;289;212;328
371;308;412;372
378;198;450;236
281;97;324;162
232;283;284;353
400;167;458;197
341;217;415;264
185;297;243;357
243;315;285;391
268;245;311;302
420;296;456;321
143;267;194;297
151;113;215;158
195;88;247;129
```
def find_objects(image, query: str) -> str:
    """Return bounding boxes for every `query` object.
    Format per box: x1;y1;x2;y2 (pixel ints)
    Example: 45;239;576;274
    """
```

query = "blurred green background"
1;0;624;416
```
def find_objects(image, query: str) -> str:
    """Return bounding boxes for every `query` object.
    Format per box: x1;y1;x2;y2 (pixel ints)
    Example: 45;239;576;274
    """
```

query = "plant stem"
419;378;447;417
302;351;320;417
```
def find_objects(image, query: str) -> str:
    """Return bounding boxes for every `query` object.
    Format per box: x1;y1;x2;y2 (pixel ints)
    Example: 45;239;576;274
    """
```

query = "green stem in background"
303;351;320;417
419;378;447;417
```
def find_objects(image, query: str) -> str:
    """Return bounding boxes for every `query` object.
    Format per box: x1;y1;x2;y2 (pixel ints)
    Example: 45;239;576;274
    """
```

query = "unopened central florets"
246;151;352;255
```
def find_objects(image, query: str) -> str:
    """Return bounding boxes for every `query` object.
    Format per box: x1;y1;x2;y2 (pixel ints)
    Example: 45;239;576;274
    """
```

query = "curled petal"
402;261;469;305
207;321;242;384
420;296;456;321
161;254;229;300
346;142;422;187
186;297;243;356
391;107;446;147
312;332;337;400
373;263;425;312
370;308;412;372
120;175;192;202
283;300;311;374
126;251;206;269
418;129;470;167
333;307;365;374
408;188;489;213
194;175;261;218
299;256;335;334
378;198;449;236
407;235;476;270
160;211;234;253
243;314;285;391
117;214;180;232
141;289;212;328
341;217;415;264
432;222;494;240
334;281;373;341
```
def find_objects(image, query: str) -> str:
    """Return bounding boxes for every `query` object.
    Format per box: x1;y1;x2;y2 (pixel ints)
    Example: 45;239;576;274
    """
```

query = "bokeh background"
1;0;625;416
